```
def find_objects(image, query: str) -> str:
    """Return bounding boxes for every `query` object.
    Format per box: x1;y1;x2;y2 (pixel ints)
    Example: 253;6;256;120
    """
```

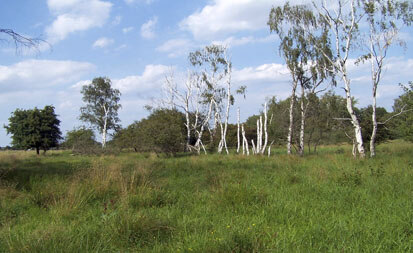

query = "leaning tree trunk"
261;102;268;154
195;100;213;154
342;74;365;158
287;80;298;155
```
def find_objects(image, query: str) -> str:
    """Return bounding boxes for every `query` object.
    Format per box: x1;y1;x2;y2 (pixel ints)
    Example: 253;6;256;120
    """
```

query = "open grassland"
0;141;412;252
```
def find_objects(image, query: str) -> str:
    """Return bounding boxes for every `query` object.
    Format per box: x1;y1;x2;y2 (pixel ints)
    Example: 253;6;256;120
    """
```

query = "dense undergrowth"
0;141;412;252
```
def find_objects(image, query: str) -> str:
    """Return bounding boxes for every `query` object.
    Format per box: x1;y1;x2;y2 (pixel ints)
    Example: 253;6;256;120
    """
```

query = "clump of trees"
60;127;98;154
112;109;187;155
4;106;61;155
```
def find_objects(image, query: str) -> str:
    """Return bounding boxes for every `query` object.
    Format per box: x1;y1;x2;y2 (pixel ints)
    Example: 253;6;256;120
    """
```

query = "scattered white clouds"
0;59;95;92
93;37;114;48
46;0;112;43
141;16;158;39
156;39;194;58
122;26;134;34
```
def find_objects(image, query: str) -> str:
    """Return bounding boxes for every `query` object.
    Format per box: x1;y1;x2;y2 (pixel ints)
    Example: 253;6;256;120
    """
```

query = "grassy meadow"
0;141;412;252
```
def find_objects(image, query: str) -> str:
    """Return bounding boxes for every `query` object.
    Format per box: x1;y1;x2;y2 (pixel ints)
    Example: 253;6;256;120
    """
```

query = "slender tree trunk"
102;105;108;149
259;116;263;153
287;81;297;155
185;109;191;152
261;103;268;154
299;84;305;156
237;107;240;154
221;54;232;155
369;26;378;158
370;84;378;157
36;147;40;155
242;124;249;155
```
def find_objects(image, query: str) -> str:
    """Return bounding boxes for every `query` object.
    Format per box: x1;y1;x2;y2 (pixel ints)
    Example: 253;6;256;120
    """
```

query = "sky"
0;0;412;146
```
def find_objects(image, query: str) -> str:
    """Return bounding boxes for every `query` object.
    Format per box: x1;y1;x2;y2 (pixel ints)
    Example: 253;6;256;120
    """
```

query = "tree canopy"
4;105;62;154
80;77;121;148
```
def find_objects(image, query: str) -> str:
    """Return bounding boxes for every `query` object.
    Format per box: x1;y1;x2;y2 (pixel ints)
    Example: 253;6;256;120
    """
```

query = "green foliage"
130;109;186;155
393;81;413;141
4;106;62;154
359;106;393;148
61;127;98;154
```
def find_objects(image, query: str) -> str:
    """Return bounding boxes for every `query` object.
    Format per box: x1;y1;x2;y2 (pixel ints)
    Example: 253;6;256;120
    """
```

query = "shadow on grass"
0;158;88;190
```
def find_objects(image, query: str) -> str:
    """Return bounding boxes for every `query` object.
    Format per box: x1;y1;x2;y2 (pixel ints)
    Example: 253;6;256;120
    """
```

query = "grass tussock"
0;140;412;252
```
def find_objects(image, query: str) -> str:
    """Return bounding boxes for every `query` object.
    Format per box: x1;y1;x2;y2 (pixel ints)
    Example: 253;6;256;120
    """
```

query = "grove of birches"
4;0;413;158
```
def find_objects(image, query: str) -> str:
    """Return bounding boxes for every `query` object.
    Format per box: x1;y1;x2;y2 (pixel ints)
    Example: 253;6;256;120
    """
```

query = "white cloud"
92;37;114;48
212;35;277;48
46;0;112;43
113;64;172;93
180;0;273;40
233;63;290;83
124;0;154;5
122;26;134;34
180;0;312;40
141;17;158;39
156;39;194;58
0;59;95;92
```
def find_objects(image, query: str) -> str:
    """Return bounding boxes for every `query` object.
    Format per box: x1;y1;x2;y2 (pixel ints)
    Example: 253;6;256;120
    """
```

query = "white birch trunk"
101;105;108;148
343;74;366;158
242;124;249;155
251;140;256;155
237;107;240;154
299;84;305;156
370;67;378;158
261;103;268;154
195;100;213;154
287;81;297;155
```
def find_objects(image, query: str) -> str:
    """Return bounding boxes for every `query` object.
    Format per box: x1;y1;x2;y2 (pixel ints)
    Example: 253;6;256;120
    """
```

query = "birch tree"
309;0;367;157
361;0;412;157
269;2;333;156
80;77;121;148
189;45;231;154
161;70;199;152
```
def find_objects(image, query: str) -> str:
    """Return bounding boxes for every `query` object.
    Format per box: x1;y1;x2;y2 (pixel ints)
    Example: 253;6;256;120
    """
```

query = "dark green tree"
80;77;121;148
61;127;97;153
135;109;186;155
4;106;61;154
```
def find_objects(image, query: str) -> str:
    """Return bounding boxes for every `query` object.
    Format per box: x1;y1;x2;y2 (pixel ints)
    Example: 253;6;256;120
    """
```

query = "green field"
0;141;412;252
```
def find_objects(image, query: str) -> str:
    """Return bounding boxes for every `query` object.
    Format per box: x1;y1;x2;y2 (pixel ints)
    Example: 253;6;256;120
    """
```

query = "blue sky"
0;0;412;146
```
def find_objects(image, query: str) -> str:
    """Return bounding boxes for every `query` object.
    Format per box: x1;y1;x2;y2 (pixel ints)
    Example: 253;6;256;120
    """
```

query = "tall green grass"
0;141;412;252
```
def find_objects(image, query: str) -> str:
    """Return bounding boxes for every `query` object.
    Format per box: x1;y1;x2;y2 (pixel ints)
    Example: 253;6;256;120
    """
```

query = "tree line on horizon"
2;0;413;157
